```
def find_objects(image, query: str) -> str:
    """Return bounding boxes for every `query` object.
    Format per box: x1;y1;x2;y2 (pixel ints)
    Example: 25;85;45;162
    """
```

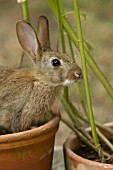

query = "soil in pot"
75;139;113;164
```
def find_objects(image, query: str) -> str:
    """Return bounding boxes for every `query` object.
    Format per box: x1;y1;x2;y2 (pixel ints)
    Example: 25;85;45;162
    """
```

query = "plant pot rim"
64;122;113;169
0;114;60;149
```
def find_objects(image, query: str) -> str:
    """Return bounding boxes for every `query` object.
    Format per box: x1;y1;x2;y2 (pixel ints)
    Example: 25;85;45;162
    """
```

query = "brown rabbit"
0;16;82;134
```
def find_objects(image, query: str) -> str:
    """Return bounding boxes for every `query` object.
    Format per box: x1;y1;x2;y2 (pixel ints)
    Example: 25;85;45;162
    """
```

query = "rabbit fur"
0;16;82;134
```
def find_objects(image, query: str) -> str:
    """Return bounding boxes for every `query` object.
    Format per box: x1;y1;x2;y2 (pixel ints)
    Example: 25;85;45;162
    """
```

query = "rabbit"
0;16;82;134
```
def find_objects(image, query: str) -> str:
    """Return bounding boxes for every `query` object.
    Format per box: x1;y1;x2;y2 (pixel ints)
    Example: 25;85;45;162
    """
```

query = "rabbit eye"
51;59;61;67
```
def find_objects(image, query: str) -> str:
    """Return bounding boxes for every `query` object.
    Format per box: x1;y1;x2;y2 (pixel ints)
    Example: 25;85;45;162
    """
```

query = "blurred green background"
0;0;113;127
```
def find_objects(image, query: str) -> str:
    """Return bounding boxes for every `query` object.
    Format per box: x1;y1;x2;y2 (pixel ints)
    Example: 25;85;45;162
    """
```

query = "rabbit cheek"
51;73;63;84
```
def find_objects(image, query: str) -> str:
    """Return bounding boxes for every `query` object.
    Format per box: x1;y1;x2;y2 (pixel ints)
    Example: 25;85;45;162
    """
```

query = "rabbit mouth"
63;79;79;86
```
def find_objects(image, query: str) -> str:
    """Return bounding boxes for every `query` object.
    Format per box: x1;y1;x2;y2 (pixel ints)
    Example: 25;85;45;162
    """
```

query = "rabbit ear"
38;16;50;51
16;20;42;64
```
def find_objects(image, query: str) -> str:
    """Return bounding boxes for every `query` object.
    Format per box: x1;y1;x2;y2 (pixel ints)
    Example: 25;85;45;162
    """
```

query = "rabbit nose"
74;68;82;79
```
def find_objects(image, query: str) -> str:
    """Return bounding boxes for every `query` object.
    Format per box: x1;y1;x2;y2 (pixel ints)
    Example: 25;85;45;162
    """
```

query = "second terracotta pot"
63;123;113;170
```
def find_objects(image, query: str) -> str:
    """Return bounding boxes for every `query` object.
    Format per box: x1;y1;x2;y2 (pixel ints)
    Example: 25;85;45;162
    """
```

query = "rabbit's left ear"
38;16;50;51
16;20;42;64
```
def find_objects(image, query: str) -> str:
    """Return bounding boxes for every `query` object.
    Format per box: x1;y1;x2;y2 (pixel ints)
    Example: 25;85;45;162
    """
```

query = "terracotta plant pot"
63;122;113;170
0;114;60;170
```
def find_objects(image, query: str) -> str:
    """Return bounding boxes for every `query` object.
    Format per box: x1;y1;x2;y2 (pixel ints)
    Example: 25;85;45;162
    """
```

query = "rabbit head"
16;16;82;87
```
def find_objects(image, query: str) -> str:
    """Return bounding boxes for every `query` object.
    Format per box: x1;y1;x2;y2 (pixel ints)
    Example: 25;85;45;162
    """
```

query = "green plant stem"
56;0;68;101
22;0;30;22
67;34;87;115
73;0;100;149
58;0;86;112
78;81;88;115
67;35;75;60
97;128;113;151
65;16;87;116
56;0;65;52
